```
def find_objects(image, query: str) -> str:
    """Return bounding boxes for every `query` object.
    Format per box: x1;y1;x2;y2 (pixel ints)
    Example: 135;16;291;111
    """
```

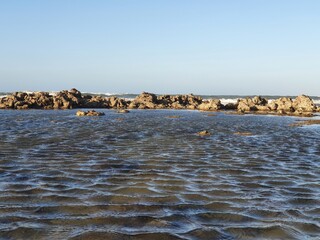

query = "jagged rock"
85;95;109;108
237;96;268;112
269;97;294;112
53;89;83;109
134;92;158;104
130;92;158;109
157;94;202;109
293;95;316;112
198;99;222;111
252;96;268;105
69;88;82;98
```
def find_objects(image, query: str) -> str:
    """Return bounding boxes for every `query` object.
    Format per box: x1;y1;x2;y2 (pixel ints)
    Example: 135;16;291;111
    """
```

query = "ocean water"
0;109;320;239
1;92;320;106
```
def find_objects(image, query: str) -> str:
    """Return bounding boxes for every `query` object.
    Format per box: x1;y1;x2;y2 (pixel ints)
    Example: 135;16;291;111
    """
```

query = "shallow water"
0;109;319;239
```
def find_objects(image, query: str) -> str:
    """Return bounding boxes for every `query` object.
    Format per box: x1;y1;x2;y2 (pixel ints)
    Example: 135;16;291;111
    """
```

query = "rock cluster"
237;95;317;116
127;92;203;110
0;88;318;116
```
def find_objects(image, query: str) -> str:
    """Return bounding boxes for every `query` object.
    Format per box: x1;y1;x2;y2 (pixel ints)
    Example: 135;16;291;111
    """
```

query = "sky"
0;0;319;95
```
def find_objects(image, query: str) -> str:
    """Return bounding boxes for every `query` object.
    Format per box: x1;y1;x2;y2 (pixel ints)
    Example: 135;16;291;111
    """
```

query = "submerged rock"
117;109;130;113
290;119;320;127
197;130;211;136
76;110;105;116
234;132;253;136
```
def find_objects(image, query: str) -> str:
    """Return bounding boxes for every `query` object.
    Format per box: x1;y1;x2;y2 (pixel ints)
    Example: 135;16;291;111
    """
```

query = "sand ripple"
0;110;319;239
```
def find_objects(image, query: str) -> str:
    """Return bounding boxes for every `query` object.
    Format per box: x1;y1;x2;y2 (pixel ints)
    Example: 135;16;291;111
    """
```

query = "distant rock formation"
0;88;318;116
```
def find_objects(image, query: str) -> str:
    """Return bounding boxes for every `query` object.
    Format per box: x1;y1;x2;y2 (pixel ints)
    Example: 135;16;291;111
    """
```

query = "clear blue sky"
0;0;319;95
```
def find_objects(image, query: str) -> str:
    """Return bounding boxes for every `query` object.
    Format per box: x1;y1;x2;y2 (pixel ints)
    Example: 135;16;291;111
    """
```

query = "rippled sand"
0;110;319;239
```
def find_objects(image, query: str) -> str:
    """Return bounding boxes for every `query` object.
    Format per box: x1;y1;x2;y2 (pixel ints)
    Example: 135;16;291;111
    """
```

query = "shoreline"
0;88;319;117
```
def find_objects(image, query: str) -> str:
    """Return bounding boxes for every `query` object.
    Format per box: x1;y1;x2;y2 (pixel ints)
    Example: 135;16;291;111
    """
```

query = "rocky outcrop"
0;89;317;117
53;90;82;109
266;95;316;115
0;91;54;109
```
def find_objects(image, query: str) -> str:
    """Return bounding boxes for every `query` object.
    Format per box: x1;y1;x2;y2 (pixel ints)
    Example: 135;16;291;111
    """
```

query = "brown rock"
166;115;181;119
256;105;270;111
76;110;105;116
134;92;158;104
171;102;185;109
117;109;130;113
237;96;268;112
198;99;222;111
290;119;320;127
293;95;316;112
234;132;253;136
197;130;211;136
269;97;294;112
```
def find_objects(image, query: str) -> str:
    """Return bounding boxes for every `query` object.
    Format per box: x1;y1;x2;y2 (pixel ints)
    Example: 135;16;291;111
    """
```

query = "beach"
0;109;319;239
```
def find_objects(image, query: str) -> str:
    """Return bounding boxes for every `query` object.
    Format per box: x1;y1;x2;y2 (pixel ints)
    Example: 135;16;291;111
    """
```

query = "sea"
0;95;320;239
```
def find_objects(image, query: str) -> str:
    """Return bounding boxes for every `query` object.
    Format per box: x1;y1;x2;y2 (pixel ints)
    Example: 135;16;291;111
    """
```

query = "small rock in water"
197;130;211;136
290;119;320;127
166;115;181;119
76;110;105;116
234;132;252;136
117;109;130;113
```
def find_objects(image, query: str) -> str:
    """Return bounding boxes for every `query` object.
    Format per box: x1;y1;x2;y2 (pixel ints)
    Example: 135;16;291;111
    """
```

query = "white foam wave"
83;92;128;96
313;99;320;105
219;98;239;105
